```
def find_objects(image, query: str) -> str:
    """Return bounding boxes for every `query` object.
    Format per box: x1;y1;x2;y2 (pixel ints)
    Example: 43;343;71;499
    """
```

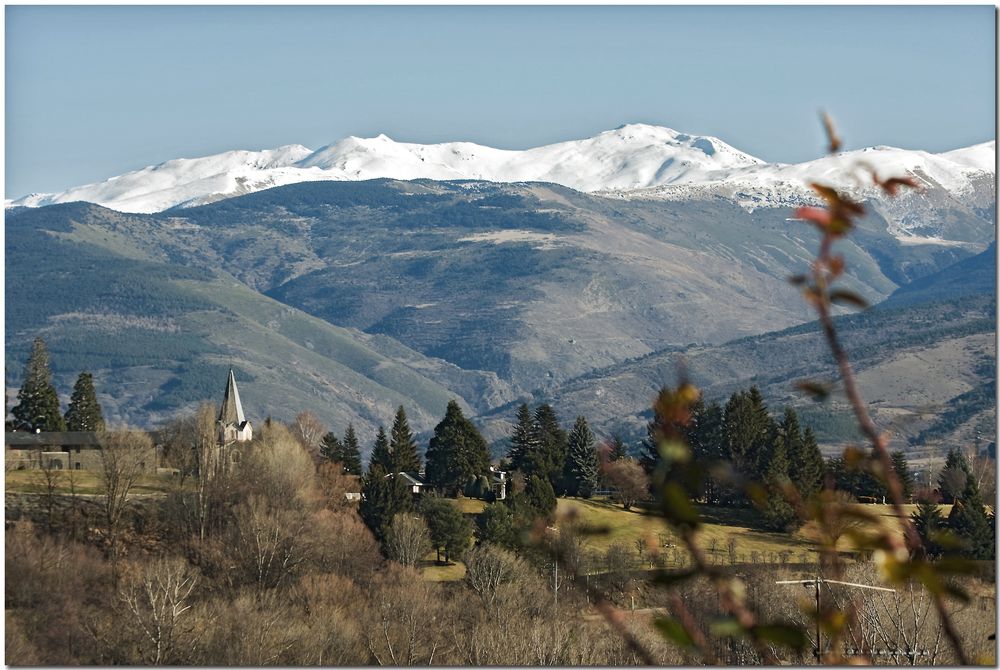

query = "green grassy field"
5;470;177;496
420;557;468;582
451;497;488;515
556;497;818;563
428;496;952;582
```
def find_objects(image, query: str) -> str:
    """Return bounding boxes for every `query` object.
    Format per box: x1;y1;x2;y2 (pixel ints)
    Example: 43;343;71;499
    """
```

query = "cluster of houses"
6;369;508;501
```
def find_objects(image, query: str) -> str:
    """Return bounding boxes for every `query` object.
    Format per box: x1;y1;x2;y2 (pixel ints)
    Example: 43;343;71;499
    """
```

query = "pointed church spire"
218;368;246;426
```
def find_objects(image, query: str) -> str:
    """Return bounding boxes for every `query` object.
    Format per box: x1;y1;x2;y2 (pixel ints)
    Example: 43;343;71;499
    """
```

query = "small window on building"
76;446;81;453
75;463;81;470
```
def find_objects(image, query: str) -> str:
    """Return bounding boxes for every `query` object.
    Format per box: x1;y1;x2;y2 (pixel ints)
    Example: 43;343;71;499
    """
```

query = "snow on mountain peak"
7;126;994;215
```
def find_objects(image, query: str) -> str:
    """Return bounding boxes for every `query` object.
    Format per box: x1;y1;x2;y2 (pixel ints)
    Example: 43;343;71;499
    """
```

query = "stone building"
4;430;160;473
202;368;254;478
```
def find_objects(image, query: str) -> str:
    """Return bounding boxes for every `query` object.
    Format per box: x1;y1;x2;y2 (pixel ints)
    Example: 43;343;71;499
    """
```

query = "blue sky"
5;5;995;197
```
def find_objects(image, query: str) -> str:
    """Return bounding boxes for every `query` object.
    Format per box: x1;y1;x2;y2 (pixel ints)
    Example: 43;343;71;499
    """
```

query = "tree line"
8;336;106;432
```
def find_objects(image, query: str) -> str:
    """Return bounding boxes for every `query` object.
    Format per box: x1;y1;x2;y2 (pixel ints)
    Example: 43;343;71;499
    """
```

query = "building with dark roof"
5;430;160;473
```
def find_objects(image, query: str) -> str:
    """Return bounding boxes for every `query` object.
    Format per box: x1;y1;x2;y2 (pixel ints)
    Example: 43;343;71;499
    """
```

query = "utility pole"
552;560;559;607
776;577;895;660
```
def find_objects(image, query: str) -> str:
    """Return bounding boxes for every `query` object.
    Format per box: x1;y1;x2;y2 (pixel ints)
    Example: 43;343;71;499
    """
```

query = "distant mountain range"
5;125;995;459
9;124;994;247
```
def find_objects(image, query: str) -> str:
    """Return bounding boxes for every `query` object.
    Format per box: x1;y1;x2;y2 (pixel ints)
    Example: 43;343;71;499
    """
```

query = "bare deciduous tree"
364;565;444;665
119;557;200;664
98;428;152;564
242;420;318;510
603;459;649;511
464;544;530;613
293;410;327;458
34;453;64;531
228;495;310;590
384;514;432;568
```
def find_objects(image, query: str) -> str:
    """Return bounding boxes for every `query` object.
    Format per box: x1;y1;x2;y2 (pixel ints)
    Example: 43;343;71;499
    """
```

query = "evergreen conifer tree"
686;399;726;501
890;450;915;502
795;426;825;499
475;502;519;549
425;400;490;495
370;426;394;473
360;462;411;544
12;337;65;432
522;474;557;517
947;458;994;560
564;416;599;498
320;431;342;462
421;495;473;563
608;434;629;462
508;403;538;474
911;498;945;559
532;404;568;493
640;388;667;474
339;424;364;475
390;405;421;473
937;449;969;504
778;407;803;465
780;408;823;499
827;455;885;500
723;387;774;482
64;371;105;432
759;434;798;531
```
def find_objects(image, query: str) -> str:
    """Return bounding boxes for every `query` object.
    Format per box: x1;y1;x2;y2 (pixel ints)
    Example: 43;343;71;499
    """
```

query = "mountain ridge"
7;177;991;447
9;125;994;227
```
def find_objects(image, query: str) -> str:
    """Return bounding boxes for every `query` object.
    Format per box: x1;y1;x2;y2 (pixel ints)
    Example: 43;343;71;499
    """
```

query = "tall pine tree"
640;387;667;474
370;426;394;473
507;403;538;474
946;451;994;559
686;399;726;502
564;416;599;498
723;387;775;483
911;498;945;559
937;449;969;504
795;425;825;499
360;462;411;544
780;408;823;499
425;400;490;495
390;405;421;473
12;337;65;432
759;433;798;531
320;432;343;463
890;450;915;502
64;371;105;432
339;424;363;475
532;404;568;493
607;434;629;462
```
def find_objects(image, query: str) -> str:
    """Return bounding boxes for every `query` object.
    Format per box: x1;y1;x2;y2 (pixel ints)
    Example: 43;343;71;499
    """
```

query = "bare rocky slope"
478;246;996;457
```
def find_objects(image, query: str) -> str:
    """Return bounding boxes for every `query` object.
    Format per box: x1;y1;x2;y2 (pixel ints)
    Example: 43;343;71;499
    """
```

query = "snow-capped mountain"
8;125;995;229
608;140;996;202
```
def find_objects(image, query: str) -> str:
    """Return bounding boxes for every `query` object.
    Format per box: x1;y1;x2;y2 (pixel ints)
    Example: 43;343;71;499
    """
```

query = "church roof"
218;368;247;426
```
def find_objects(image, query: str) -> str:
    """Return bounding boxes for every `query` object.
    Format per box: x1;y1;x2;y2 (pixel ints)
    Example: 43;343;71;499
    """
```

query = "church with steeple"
201;368;253;479
218;368;253;445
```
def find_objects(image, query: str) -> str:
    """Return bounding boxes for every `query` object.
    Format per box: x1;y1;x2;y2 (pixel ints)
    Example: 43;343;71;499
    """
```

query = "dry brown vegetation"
4;417;692;666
